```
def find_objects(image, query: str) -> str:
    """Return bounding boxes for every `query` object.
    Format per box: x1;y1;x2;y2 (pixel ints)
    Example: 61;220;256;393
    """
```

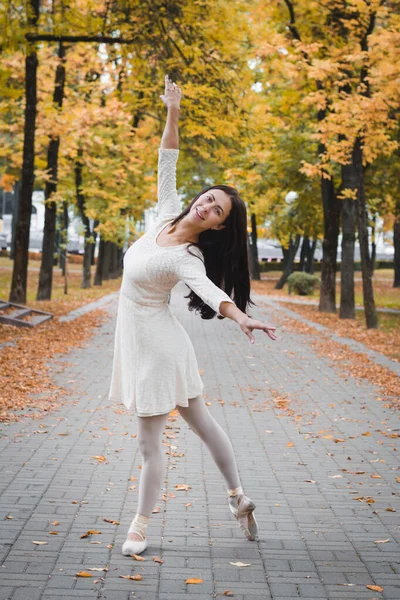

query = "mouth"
195;207;205;221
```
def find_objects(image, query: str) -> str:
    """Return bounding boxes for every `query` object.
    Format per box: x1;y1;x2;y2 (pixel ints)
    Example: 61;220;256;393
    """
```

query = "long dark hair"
171;185;255;319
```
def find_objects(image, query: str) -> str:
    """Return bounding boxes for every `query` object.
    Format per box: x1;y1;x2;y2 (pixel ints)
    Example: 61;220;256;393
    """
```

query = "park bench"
0;301;53;328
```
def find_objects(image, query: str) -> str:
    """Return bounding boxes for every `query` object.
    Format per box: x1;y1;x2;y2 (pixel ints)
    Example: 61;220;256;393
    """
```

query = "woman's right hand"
160;74;182;110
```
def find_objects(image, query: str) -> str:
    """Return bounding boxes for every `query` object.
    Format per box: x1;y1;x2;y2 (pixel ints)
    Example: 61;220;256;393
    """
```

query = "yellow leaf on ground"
230;562;251;567
386;507;396;512
153;556;164;563
286;441;294;447
76;571;93;577
185;578;203;584
80;530;102;538
92;455;106;462
374;539;390;544
223;592;234;597
120;574;143;580
366;584;383;592
132;554;145;561
103;518;120;525
175;484;191;491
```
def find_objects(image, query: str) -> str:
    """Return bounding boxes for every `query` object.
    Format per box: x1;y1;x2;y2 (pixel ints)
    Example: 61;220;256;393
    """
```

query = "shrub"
287;272;320;295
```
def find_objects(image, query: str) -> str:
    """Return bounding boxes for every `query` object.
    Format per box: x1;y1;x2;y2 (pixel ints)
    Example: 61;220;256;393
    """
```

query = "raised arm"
157;76;183;219
160;75;182;149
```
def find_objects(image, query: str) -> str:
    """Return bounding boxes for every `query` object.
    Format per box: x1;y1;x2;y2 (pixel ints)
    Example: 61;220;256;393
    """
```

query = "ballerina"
108;75;277;556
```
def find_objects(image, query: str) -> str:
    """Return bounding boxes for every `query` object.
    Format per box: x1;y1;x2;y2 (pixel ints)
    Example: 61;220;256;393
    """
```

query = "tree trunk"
305;239;316;274
91;220;99;266
82;230;92;288
339;158;357;319
94;236;105;285
9;2;40;303
394;218;400;288
354;137;378;328
275;234;300;290
248;213;260;280
74;149;92;289
370;213;376;275
339;196;356;319
37;42;66;300
59;201;69;275
319;175;340;313
299;236;309;272
102;241;112;280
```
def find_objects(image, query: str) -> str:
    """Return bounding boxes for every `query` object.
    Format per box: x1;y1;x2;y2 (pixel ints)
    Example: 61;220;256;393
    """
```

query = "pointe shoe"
122;530;148;556
229;494;259;541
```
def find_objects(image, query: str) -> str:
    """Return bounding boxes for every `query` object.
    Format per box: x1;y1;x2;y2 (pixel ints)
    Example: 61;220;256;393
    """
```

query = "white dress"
108;148;234;416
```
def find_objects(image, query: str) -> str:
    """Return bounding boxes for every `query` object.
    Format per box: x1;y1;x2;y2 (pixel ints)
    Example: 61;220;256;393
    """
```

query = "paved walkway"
0;285;399;600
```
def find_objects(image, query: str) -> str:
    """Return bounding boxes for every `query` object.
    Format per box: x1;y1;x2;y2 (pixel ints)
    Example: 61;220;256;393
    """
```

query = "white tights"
135;396;241;519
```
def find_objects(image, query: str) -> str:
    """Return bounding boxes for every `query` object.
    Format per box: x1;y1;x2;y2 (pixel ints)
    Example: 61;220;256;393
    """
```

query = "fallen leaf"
362;432;371;436
103;518;120;525
87;567;108;572
333;438;345;443
132;554;145;561
5;515;13;519
223;592;235;597
51;521;59;526
76;571;93;577
152;507;161;513
120;574;142;580
80;530;102;539
92;455;106;462
371;474;382;479
328;475;342;478
385;507;396;512
230;562;251;567
374;539;390;544
153;556;164;563
48;531;58;535
185;578;203;584
32;541;48;545
322;435;333;439
286;441;294;447
366;584;384;592
175;484;191;491
304;479;316;484
185;502;192;508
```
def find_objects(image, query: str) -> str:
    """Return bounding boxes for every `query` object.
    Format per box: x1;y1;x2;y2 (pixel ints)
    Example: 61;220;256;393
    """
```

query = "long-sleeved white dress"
108;148;235;416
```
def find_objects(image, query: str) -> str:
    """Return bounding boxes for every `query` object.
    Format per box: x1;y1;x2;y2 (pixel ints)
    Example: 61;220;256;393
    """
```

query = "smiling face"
188;189;232;231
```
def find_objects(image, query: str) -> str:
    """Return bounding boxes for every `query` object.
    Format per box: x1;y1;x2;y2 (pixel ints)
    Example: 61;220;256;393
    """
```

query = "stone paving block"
1;287;400;599
11;589;43;600
0;589;14;600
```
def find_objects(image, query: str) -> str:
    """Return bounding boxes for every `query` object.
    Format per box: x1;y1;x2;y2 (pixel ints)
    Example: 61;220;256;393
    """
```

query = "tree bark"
94;236;105;285
319;174;340;313
102;241;112;280
370;213;376;275
9;0;40;303
305;239;316;274
299;236;309;272
37;42;66;300
354;137;378;328
248;212;260;280
59;201;68;276
275;234;301;289
74;150;92;289
339;158;357;319
393;218;400;288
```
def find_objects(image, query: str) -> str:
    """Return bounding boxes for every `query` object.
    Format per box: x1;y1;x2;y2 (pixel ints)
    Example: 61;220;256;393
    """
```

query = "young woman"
109;75;277;556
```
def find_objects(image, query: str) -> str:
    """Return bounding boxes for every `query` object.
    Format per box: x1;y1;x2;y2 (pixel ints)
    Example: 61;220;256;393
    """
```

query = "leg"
177;396;241;492
124;412;169;550
177;396;258;541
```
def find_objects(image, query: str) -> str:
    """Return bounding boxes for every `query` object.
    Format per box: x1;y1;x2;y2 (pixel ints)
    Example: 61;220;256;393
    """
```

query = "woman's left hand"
239;316;277;344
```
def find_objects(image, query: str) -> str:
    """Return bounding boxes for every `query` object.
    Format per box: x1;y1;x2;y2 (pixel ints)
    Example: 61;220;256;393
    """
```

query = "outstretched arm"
160;74;182;149
219;301;277;344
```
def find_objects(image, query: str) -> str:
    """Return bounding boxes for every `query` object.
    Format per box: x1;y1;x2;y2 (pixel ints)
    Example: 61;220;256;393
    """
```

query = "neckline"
154;221;192;249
